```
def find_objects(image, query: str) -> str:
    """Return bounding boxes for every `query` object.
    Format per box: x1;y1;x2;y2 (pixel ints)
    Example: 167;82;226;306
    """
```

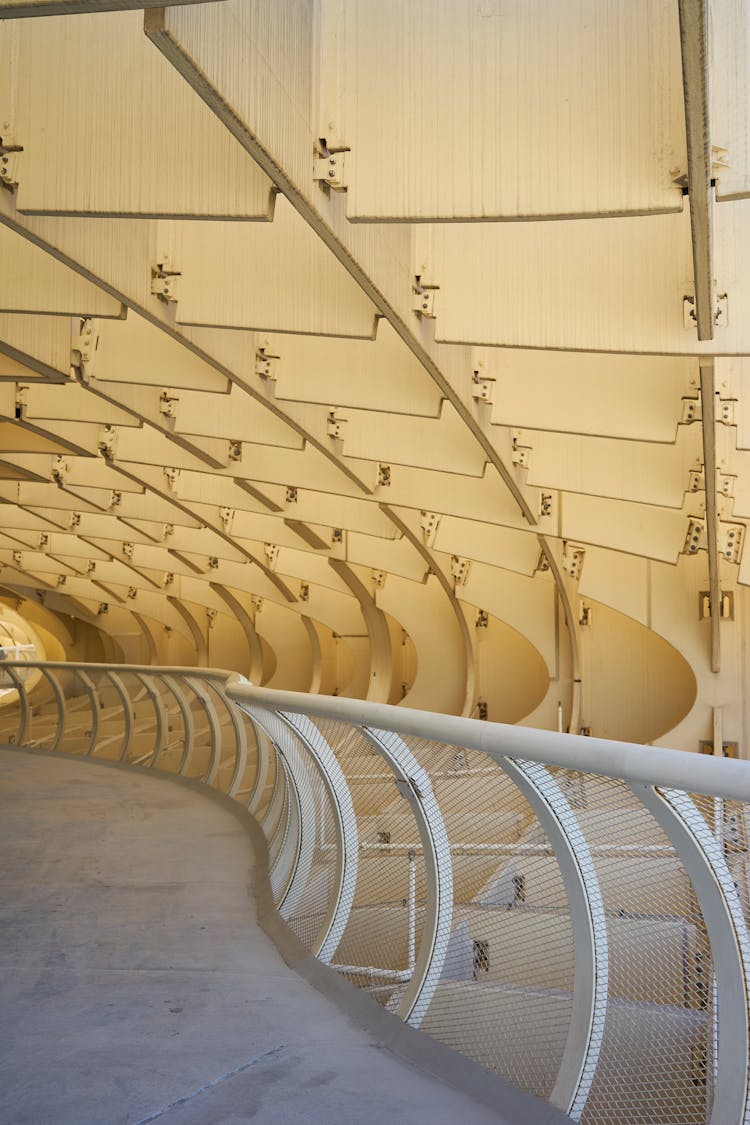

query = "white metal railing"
1;660;749;1125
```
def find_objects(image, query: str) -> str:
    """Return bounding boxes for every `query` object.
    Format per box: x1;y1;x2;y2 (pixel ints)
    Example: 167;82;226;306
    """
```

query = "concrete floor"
0;749;527;1125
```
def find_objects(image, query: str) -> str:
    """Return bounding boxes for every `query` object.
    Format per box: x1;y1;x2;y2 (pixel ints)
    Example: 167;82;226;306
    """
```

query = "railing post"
77;670;100;757
273;711;358;963
105;671;134;762
361;726;453;1029
156;674;194;774
4;667;29;746
210;678;248;796
185;676;221;785
243;707;318;925
501;758;608;1121
40;668;64;753
630;783;750;1125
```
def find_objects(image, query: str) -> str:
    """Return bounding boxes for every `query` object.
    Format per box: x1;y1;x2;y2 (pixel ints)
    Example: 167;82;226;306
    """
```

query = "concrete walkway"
0;749;524;1125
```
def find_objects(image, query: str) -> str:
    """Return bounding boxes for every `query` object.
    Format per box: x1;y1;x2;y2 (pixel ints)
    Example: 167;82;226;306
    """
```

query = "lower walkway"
0;749;530;1125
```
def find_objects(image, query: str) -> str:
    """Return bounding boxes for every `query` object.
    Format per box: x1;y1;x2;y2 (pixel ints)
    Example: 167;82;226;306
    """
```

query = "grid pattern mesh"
313;717;427;1012
405;737;574;1101
559;773;712;1125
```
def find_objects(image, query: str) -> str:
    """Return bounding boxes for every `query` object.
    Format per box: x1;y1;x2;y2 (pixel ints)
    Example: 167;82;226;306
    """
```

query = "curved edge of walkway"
3;744;571;1125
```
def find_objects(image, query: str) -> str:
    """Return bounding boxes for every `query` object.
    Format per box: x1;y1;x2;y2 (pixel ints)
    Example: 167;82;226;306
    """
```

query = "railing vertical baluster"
630;783;750;1125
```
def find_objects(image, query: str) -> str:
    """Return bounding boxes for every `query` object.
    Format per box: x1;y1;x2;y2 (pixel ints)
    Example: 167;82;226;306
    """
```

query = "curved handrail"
225;678;750;803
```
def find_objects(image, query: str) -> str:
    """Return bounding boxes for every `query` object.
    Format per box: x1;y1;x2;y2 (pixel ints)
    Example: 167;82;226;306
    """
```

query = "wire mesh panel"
399;737;576;1102
552;773;713;1125
242;706;346;957
307;717;431;1011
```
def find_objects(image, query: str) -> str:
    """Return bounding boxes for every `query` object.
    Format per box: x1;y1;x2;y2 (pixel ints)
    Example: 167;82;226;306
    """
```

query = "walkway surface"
0;749;518;1125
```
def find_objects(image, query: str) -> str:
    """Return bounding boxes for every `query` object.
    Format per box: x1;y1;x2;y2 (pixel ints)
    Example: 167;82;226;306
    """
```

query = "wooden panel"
11;12;273;217
172;386;302;450
491;350;694;440
339;402;486;475
433;209;694;353
0;314;72;380
433;518;539;577
562;493;687;561
523;428;699;507
272;322;442;415
434;202;750;354
347;532;427;583
339;0;685;221
95;314;228;393
0;225;121;317
174;200;378;338
288;492;395;538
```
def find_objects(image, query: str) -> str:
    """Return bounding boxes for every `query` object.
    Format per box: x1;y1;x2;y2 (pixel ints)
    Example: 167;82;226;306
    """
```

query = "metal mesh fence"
563;774;712;1125
312;717;428;1011
5;665;750;1125
403;737;574;1102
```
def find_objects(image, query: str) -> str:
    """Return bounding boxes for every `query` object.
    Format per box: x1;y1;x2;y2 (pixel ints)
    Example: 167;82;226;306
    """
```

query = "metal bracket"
450;555;471;586
377;463;391;487
0;149;20;189
681;396;702;424
326;409;346;440
164;467;181;493
14;383;27;420
98;425;117;461
151;255;180;302
158;389;179;421
471;364;496;403
718;521;745;563
420;511;441;547
372;569;386;589
219;506;235;532
683;293;728;329
475;608;489;629
511;431;531;468
683;517;707;555
255;346;278;381
688;467;704;493
413;288;436;317
539;491;554;518
51;456;70;486
313;150;347;190
562;543;585;581
717;396;736;425
264;543;279;570
535;549;551;573
71;318;100;381
699;590;734;620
